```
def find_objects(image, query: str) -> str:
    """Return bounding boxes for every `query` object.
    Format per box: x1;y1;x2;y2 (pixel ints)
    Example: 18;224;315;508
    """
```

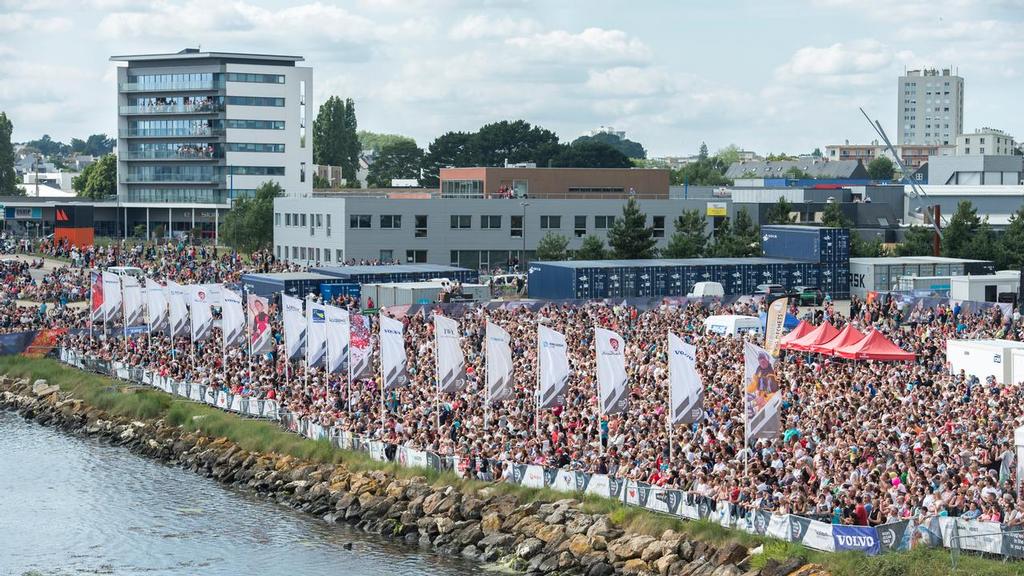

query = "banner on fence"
833;525;880;556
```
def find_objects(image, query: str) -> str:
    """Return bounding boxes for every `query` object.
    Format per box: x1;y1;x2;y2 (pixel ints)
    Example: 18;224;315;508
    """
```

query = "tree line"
896;200;1024;270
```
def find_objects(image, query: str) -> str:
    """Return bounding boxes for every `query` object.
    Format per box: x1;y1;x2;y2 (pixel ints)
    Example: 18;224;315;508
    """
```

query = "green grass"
2;356;1024;576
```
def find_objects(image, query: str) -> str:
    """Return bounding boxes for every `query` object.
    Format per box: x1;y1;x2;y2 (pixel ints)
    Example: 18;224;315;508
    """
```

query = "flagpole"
89;271;94;344
347;320;353;415
246;287;253;387
379;317;386;439
595;322;603;456
667;347;673;465
534;325;540;440
121;277;128;359
484;321;490;432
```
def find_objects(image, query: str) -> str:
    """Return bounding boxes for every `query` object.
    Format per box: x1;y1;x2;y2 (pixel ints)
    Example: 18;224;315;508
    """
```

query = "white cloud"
506;27;651;64
774;40;914;88
0;12;73;32
449;14;540;40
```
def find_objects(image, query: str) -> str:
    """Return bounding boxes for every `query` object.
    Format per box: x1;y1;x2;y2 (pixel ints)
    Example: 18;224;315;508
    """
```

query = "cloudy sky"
2;0;1022;156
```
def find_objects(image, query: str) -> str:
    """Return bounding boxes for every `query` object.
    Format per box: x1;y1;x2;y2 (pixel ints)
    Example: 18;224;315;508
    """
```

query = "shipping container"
761;225;850;263
360;281;490;308
320;283;361;302
847;257;996;298
242;272;338;299
310;264;478;285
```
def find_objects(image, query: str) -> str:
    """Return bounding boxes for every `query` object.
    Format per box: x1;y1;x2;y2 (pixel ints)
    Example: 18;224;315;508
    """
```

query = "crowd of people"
58;283;1024;528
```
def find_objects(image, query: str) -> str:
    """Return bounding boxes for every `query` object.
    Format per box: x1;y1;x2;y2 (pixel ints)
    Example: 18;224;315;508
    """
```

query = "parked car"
687;281;724;299
793;285;825;306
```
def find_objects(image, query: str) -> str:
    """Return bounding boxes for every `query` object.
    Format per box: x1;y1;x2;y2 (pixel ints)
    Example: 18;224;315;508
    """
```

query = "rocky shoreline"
0;374;825;576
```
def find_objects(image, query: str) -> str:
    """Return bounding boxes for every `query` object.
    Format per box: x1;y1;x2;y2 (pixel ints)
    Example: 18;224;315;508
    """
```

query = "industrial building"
848;256;995;298
438;167;670;199
897;67;964;146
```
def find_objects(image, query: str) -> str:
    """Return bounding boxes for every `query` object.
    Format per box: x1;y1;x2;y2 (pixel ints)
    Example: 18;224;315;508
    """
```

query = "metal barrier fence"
57;347;1023;561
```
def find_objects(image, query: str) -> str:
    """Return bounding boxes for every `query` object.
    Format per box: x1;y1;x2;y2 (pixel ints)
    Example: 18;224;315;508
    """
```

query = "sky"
1;0;1022;157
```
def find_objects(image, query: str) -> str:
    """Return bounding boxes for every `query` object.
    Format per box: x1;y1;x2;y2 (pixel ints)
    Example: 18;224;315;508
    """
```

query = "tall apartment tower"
897;67;963;146
111;49;313;205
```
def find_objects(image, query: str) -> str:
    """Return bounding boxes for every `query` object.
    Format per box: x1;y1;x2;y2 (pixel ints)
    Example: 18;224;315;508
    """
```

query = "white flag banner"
595;327;629;416
101;271;123;322
144;278;168;333
90;271;104;324
247;294;274;355
305;298;328;368
282;294;306;361
221;288;245;348
324;304;350;375
349;314;373;380
537;324;570;410
189;284;218;342
434;314;466;394
380;315;409;391
121;275;144;329
485;321;514;405
165;280;189;339
668;333;703;425
744;341;782;442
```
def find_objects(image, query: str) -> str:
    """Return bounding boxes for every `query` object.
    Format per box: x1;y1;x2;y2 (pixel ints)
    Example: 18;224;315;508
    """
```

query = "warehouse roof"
532;258;814;269
312;264;471;276
242;272;336;281
725;159;869;179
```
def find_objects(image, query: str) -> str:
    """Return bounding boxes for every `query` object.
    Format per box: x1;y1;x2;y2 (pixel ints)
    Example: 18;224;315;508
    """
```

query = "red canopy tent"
833;329;916;361
783;322;839;352
809;324;866;355
779;320;813;348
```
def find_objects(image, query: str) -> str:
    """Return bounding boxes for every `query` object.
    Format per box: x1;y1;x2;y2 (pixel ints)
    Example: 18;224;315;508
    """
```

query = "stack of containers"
761;225;850;300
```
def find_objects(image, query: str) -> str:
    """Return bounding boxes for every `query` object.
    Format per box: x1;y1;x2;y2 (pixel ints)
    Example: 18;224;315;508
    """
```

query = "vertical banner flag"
90;271;104;325
324;304;350;375
282;294;306;361
380;315;409;391
434;314;466;393
221;288;245;348
537;324;570;409
305;297;328;368
101;271;123;322
668;333;704;425
764;296;788;357
247;294;274;355
485;321;514;405
189;284;217;342
743;341;782;441
595;327;629;415
144;278;168;333
165;280;189;338
349;314;373;380
121;275;144;328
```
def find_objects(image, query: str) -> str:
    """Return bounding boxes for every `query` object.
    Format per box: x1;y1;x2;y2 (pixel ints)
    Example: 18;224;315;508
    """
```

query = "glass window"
224;72;285;84
380;249;393;262
285;213;292;226
481;215;501;229
225;96;285;107
574;215;587;237
540;215;561;229
225;119;285;130
229;166;285;176
440;179;483;198
316;213;322;228
415;215;428;237
336;249;344;262
324;249;330;262
595;216;616;229
349;215;372;229
274;212;281;226
652;216;665;238
510;215;523;238
225;143;285;153
450;215;472;229
406;250;427;263
380;215;402;229
301;214;307;227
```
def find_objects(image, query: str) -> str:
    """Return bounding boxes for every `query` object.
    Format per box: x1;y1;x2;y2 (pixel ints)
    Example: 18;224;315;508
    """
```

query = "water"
0;411;478;576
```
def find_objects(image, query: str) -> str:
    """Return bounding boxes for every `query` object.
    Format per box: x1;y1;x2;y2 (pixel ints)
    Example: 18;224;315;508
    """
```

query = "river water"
0;411;478;576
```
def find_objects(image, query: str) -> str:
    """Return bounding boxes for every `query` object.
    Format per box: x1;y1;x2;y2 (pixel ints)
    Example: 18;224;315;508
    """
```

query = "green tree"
942;200;981;258
312;96;360;186
715;144;741;167
851;234;884;257
535;232;569;261
698;142;709;161
0;112;17;195
710;208;759;257
821;202;850;228
867;156;895;180
220;181;283;252
72;154;116;199
575;235;607;260
812;147;822;158
570;132;646;159
896;226;935;256
766;152;796;161
24;134;69;157
766;197;796;224
357;131;415;153
671;154;732;186
550;141;631;168
964;219;997;264
366;140;424;187
662;209;708;258
421;131;475;187
999;206;1024;269
607;198;657;259
312;173;330;189
784;166;812;179
472;120;560;167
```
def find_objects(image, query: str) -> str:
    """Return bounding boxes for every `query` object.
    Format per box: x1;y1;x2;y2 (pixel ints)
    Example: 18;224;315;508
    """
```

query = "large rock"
710;565;741;576
609;535;656;562
587;562;615;576
535;523;566;544
586;516;616;539
622;558;651;575
566;513;595;535
715;543;748;567
478;533;515;550
516;537;545;559
760;558;806;576
656;554;679;576
641;540;667;562
568;534;592;558
435;517;456;535
32;379;59;398
455;523;484;546
481;512;502;534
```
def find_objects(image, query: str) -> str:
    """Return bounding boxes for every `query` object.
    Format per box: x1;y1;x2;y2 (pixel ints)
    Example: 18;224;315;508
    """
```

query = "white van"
687;281;725;298
106;266;146;280
703;315;762;337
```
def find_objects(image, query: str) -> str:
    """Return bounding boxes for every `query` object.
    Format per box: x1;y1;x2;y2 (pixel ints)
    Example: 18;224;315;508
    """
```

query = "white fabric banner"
595;327;628;416
90;271;104;324
324;304;350;375
165;280;190;339
744;340;782;442
121;275;144;329
189;284;218;342
349;314;373;381
485;321;514;405
434;314;466;394
144;278;168;333
537;324;570;410
669;332;703;425
221;288;245;349
247;294;274;355
305;298;327;368
380;315;409;391
282;294;306;361
101;271;123;322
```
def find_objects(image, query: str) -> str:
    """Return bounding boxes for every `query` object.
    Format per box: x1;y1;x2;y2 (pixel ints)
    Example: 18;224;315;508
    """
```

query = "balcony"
119;103;224;115
122;189;231;204
119;80;223;92
122;173;221;184
121;148;222;161
120;128;224;138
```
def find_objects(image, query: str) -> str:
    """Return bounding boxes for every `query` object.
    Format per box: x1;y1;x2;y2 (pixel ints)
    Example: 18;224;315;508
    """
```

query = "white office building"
111;49;312;236
897;68;964;146
956;128;1016;156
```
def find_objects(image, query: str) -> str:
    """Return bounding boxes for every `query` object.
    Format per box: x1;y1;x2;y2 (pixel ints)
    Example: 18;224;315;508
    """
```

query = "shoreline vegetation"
0;356;1020;576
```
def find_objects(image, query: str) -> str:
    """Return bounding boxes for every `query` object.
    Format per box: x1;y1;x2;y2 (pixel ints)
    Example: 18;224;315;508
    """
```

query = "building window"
225;72;285;84
481;215;502;229
274;212;281;226
225;96;285;107
652;216;665;238
450;215;472;229
415;215;428;237
225;119;285;130
225;143;285;153
292;246;297;258
336;249;344;262
595;216;616;229
510;215;523;237
276;245;281;259
380;215;402;229
380;249;393;262
350;214;371;228
231;166;285;176
406;250;427;263
326;214;331;236
540;215;561;229
568;187;626;195
323;249;330;262
574;216;587;237
300;247;307;260
285;213;292;226
441;179;483;198
315;213;322;228
512;180;528;198
300;213;307;227
980;148;985;154
299;79;307;149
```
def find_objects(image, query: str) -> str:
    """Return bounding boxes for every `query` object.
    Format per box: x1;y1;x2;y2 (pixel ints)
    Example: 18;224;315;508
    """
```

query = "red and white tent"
779;320;813;348
809;324;866;356
833;329;916;361
783;322;839;352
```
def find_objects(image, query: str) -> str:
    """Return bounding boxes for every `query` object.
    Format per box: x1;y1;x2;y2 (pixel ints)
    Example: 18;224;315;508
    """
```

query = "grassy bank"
1;356;1021;576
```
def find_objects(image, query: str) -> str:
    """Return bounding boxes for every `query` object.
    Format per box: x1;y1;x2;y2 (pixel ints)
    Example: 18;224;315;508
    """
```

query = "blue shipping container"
320;283;362;302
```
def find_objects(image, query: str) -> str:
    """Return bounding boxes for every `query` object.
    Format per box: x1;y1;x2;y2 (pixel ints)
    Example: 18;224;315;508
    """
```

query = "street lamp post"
520;201;529;268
